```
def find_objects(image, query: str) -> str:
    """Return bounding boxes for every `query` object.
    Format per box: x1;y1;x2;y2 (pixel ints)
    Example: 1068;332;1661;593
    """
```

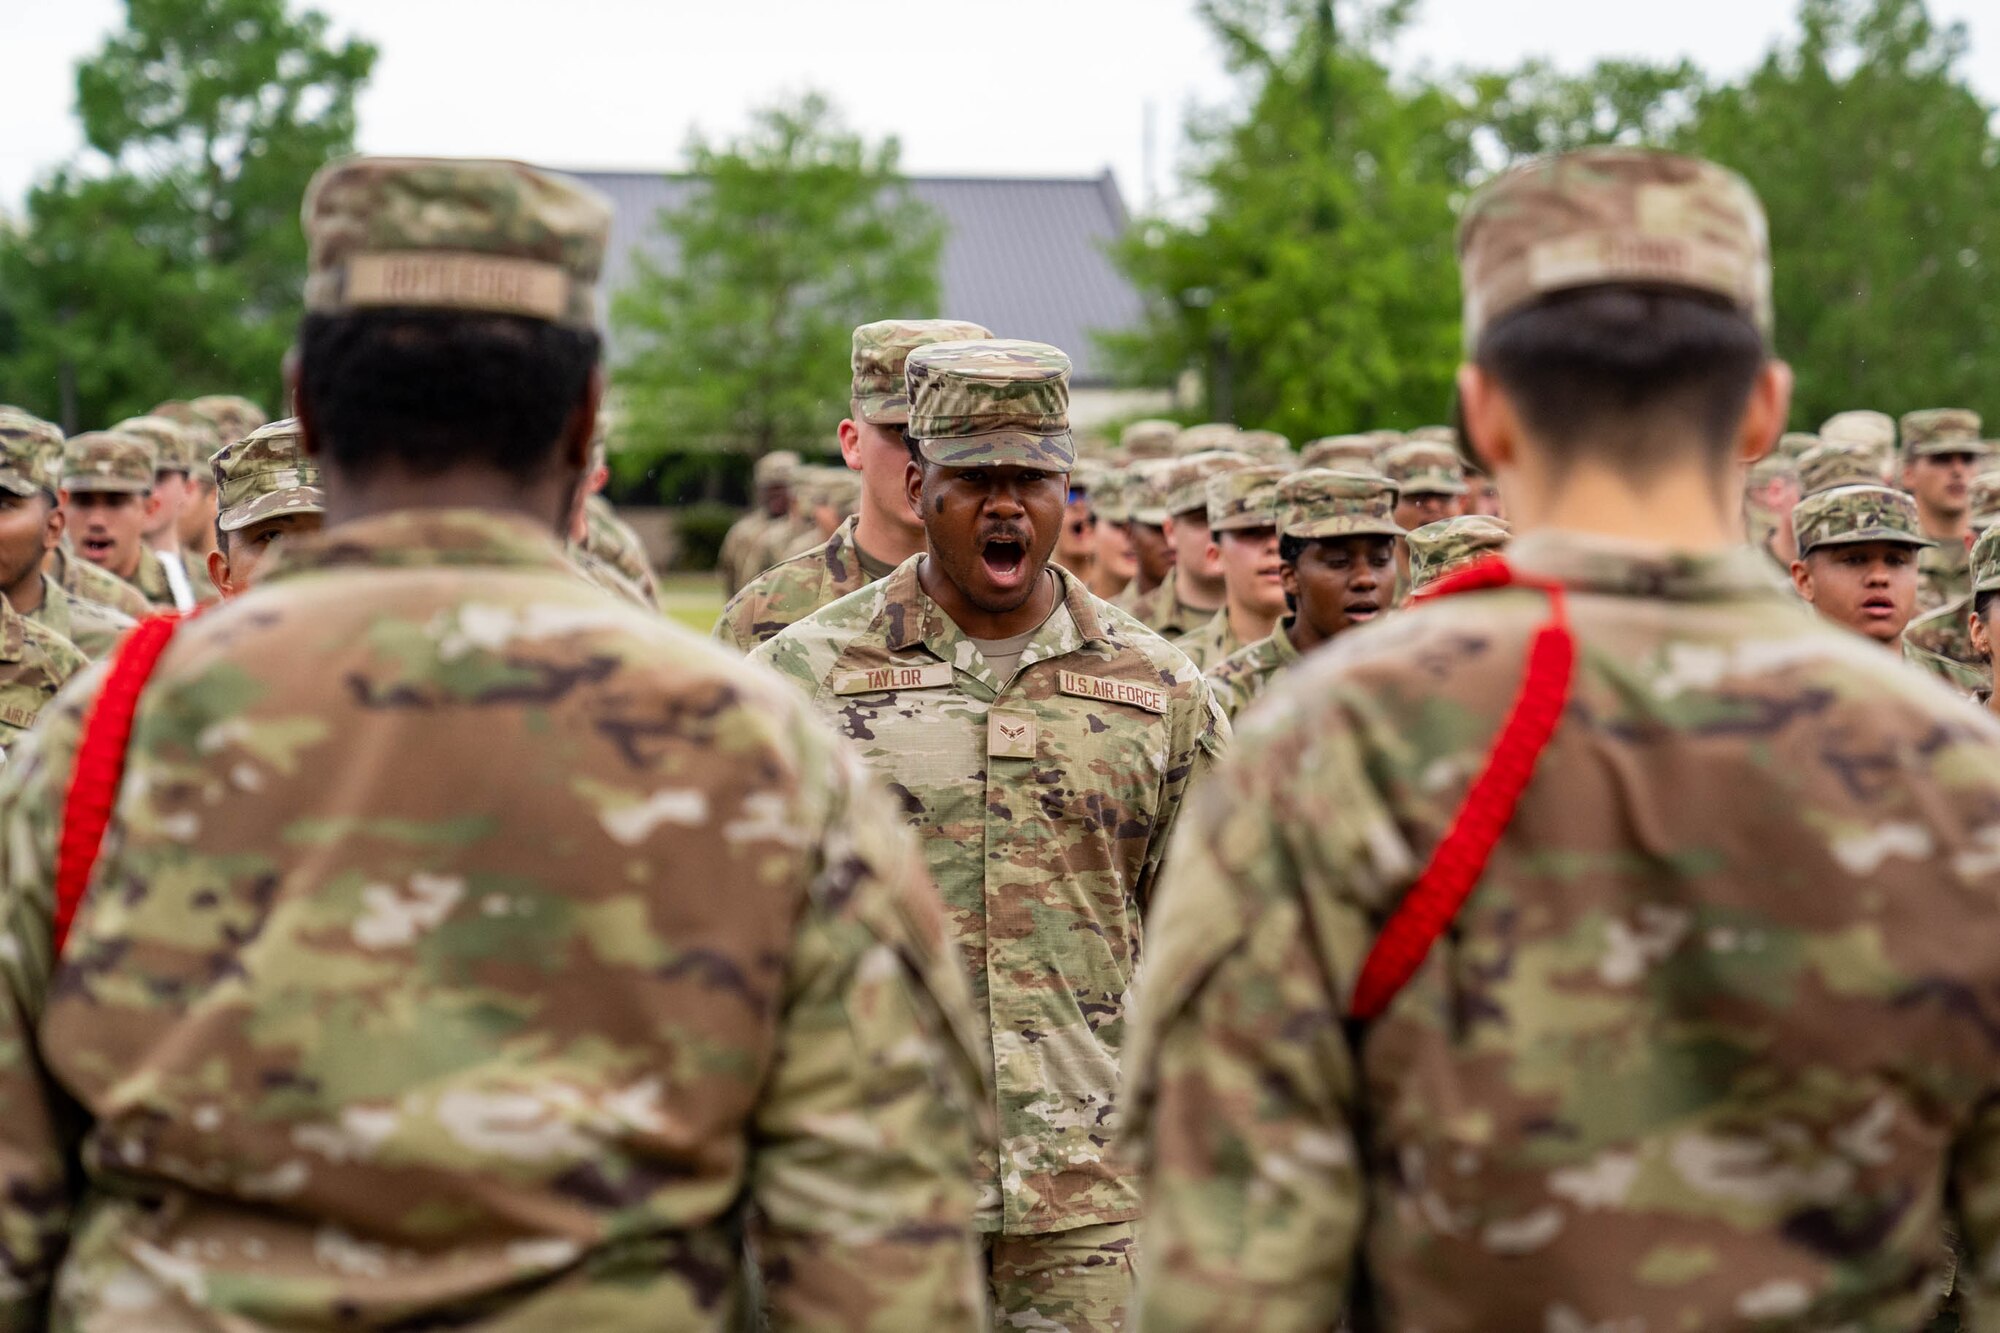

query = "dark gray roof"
566;169;1145;384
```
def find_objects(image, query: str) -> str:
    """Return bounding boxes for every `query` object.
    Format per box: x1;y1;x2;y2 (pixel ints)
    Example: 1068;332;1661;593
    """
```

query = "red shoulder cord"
52;613;187;957
1348;557;1576;1021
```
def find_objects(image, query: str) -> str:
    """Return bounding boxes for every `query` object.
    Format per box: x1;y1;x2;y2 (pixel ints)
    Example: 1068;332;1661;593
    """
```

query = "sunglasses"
1068;515;1098;536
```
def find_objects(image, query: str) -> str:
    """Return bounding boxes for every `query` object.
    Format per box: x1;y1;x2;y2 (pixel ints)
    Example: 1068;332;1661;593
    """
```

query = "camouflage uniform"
1126;149;2000;1333
755;340;1227;1331
60;430;177;610
0;156;988;1333
0;412;135;659
115;414;219;608
1172;466;1286;672
210;417;326;534
1124;451;1252;637
1796;439;1887;497
1299;435;1383;473
1380;438;1469;500
717;450;799;596
581;492;659;605
1821;409;1897;468
1904;409;1986;615
0;418;90;733
1172;422;1240;458
1234;429;1292;466
1206;470;1405;722
1119;419;1179;463
1407;513;1513;592
1903;475;2000;696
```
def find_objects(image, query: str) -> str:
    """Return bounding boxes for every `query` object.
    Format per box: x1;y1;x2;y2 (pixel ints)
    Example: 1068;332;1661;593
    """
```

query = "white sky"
3;0;1995;215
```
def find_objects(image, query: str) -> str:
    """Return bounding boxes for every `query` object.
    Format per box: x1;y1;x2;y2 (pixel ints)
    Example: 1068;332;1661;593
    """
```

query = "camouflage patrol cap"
1120;419;1180;461
1234;430;1293;465
114;415;198;475
1796;440;1887;497
1409;425;1458;447
850;319;994;425
1279;468;1404;541
1901;408;1985;458
0;410;63;497
303;157;613;330
752;450;800;489
1165;450;1254;517
62;430;156;494
1128;459;1176;526
1093;469;1134;524
1174;423;1241;457
1300;435;1383;472
799;465;861;514
1381;440;1468;496
212;418;326;532
1793;484;1933;556
1205;464;1288;532
1457;147;1773;351
905;339;1075;470
188;394;269;448
1745;450;1796;490
1971;471;2000;530
1973;525;2000;595
1776;432;1820;462
1820;410;1896;454
1409;514;1514;590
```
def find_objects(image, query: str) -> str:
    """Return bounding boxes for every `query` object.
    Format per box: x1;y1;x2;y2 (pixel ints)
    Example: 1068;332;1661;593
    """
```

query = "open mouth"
80;535;115;561
981;535;1029;589
1346;600;1381;621
1860;596;1898;618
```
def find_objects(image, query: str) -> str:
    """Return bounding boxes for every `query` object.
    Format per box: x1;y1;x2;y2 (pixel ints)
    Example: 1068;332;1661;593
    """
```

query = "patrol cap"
63;430;156;494
752;450;800;489
0;410;63;497
303;157;613;331
1901;408;1985;459
1234;430;1293;466
1820;410;1896;454
1120;419;1180;461
1205;464;1288;532
850;319;994;426
1973;525;2000;596
1279;469;1404;541
906;339;1075;470
1457;147;1773;351
1792;484;1933;556
1409;425;1458;447
114;415;198;476
1409;515;1513;590
1745;451;1797;491
1972;472;2000;530
213;417;326;532
1128;459;1177;526
1093;469;1134;524
1165;450;1254;517
1776;432;1820;462
1174;422;1240;457
188;394;270;448
1300;435;1383;473
1381;440;1468;496
1795;440;1886;497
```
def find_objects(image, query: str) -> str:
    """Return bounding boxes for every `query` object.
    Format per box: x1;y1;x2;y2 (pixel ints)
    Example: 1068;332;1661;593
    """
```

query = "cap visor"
219;486;327;533
1802;529;1935;553
0;473;42;498
856;391;910;426
62;477;150;494
1284;517;1407;540
918;430;1076;470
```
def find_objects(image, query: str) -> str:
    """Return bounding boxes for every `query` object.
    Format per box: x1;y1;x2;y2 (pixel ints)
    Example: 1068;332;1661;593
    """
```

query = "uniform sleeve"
1125;705;1389;1333
1950;1093;2000;1331
1133;681;1231;913
0;669;103;1329
749;734;987;1333
711;588;756;654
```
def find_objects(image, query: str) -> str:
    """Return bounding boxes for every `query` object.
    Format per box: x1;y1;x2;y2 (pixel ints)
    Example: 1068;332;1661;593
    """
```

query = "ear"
1790;558;1814;603
1280;560;1300;601
42;502;64;552
1205;539;1221;566
1734;360;1793;466
1457;363;1517;476
1973;611;1993;662
838;419;865;471
207;547;236;601
904;458;925;517
142;490;165;525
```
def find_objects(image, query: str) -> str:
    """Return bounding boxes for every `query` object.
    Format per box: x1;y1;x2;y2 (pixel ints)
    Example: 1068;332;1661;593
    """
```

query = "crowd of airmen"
0;142;1994;1333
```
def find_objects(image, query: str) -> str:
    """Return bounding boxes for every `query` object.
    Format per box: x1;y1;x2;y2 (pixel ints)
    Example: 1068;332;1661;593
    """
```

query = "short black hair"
298;311;599;483
1278;534;1307;566
1475;286;1766;480
1976;588;1999;622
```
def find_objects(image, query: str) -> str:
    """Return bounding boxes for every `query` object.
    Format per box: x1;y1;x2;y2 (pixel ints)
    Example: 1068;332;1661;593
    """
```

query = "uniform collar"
880;555;1108;694
33;574;73;639
1507;530;1794;601
0;596;26;664
261;509;576;583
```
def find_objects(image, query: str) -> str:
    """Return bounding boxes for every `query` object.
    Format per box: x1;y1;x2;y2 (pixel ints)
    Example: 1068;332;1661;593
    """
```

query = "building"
568;169;1170;428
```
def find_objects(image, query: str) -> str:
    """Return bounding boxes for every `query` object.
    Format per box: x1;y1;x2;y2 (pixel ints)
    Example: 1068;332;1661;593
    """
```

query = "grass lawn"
658;571;725;636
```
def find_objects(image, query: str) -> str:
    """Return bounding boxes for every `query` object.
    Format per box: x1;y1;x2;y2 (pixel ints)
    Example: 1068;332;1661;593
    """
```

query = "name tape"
832;662;955;695
1057;670;1167;715
343;251;572;322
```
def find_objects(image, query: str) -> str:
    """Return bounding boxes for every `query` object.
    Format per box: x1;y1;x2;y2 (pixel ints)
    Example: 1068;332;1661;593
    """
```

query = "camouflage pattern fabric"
1381;440;1469;497
1233;430;1292;466
185;394;271;450
1120;420;1179;462
580;494;659;606
717;509;778;596
0;508;990;1331
1279;469;1404;540
715;513;879;653
569;543;658;611
1407;514;1513;591
112;415;197;475
1457;147;1773;349
1920;540;1972;616
744;513;823;583
47;542;151;620
212;419;325;532
851;319;993;425
1173;424;1239;458
989;1221;1136;1332
1821;409;1896;456
303;157;612;330
0;409;63;495
1164;451;1255;518
1903;408;1984;458
752;450;801;490
1903;596;1985;696
1299;436;1383;473
753;557;1228;1238
1774;432;1819;462
0;596;84;755
1125;529;2000;1333
26;575;135;661
1173;609;1246;674
907;340;1077;471
1123;580;1220;640
1796;440;1887;496
1205;465;1286;532
1204;622;1300;722
127;543;180;610
1092;470;1134;526
62;431;154;493
1792;483;1930;556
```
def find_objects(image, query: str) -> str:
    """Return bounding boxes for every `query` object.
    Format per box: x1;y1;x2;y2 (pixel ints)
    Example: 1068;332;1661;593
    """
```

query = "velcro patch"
1057;670;1168;715
0;705;39;731
987;710;1038;759
344;251;572;321
832;662;955;695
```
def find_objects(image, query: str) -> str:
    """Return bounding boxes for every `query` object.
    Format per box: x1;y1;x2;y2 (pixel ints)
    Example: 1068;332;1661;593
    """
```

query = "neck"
1226;598;1280;647
1174;567;1225;612
146;529;181;555
1922;508;1970;543
1134;569;1164;597
320;465;576;538
1286;613;1325;656
919;557;1058;640
853;499;925;568
1088;569;1131;601
1504;461;1740;551
3;567;45;616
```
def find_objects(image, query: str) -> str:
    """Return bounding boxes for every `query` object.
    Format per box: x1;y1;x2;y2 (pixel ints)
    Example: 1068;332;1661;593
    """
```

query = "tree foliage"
0;0;375;428
611;93;943;483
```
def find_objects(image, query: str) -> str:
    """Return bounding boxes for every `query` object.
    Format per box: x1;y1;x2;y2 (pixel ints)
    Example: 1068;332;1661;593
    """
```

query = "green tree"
1681;0;2000;426
1107;0;1470;437
0;0;375;429
1468;58;1705;163
612;92;943;492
